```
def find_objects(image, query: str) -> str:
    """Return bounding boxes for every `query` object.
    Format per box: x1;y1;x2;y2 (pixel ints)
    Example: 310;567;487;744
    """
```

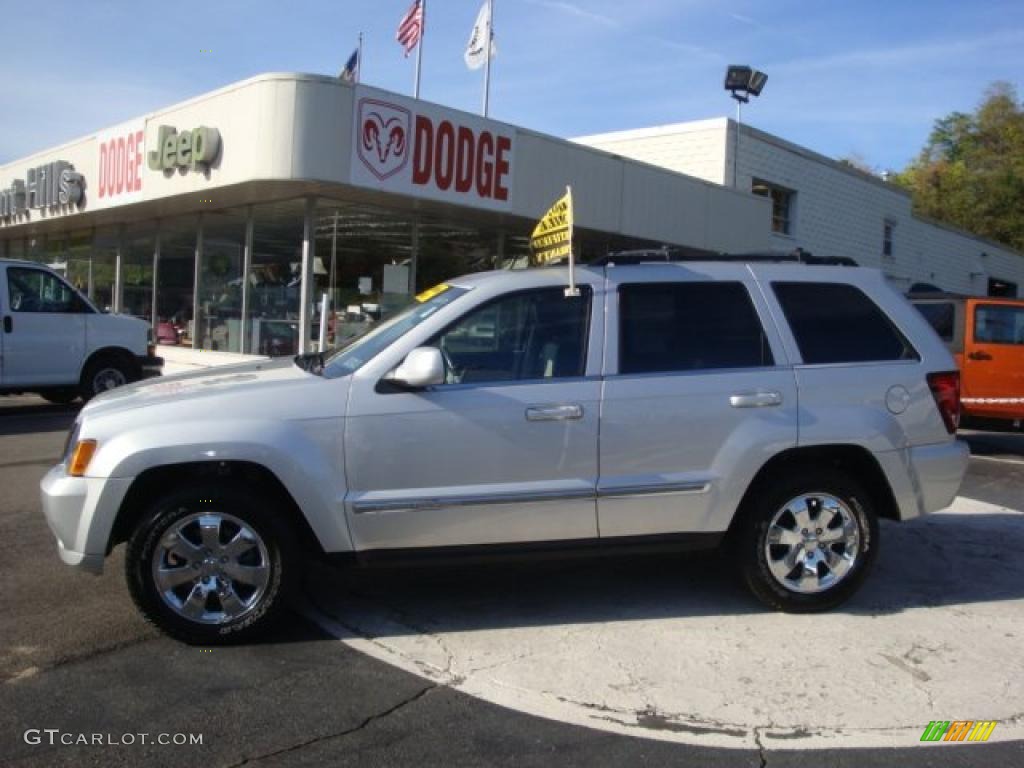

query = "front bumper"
137;354;164;380
40;464;133;574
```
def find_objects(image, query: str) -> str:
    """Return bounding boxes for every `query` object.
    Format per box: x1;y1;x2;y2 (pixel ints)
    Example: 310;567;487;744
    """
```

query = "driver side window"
7;267;80;314
430;287;591;384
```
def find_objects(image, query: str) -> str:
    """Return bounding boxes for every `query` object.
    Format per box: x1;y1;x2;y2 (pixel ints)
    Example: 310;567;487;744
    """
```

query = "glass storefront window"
198;210;245;353
314;202;415;349
122;227;155;322
248;201;304;356
416;219;500;291
90;229;119;312
25;236;45;264
157;218;197;347
66;230;94;299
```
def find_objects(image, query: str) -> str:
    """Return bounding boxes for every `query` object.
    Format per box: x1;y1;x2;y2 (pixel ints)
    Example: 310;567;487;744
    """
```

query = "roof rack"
591;247;858;267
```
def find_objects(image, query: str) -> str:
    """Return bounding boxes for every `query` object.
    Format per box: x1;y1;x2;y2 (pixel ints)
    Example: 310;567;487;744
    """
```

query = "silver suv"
41;263;968;643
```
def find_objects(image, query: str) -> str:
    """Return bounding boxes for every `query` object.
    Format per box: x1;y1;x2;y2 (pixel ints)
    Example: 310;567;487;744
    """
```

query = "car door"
343;278;604;552
964;300;1024;419
2;265;88;386
598;265;798;538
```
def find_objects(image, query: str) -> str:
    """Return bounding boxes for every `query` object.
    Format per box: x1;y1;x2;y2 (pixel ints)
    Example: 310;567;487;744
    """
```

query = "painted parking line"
970;454;1024;467
303;495;1024;751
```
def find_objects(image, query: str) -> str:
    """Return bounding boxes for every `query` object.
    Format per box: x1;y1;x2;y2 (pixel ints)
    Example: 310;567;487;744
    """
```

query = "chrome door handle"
526;404;584;421
729;391;782;408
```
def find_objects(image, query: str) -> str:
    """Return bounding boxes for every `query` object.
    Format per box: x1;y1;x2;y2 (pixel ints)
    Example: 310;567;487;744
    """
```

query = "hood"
82;357;316;419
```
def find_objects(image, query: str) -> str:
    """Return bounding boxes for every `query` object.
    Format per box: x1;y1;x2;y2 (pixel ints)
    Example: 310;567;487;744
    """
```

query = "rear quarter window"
773;281;918;364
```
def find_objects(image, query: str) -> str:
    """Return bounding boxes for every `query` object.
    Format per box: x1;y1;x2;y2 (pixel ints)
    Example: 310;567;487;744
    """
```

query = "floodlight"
724;65;753;92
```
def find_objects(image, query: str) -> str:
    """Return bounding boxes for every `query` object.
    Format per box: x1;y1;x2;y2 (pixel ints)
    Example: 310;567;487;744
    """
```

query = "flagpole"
565;185;578;297
414;0;425;98
482;0;493;116
357;32;363;84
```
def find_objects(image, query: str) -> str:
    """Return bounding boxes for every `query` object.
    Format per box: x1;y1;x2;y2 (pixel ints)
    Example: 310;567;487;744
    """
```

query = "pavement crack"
2;635;153;684
754;727;767;768
225;685;436;767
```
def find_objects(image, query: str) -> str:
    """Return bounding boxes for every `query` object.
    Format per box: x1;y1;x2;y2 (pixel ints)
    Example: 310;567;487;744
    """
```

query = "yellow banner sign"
415;283;450;303
530;189;573;265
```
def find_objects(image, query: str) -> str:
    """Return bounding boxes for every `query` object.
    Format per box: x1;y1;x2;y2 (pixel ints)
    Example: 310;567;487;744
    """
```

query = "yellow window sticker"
415;283;450;303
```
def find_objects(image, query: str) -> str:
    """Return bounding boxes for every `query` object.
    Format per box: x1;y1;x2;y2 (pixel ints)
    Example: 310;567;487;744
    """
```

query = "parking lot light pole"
724;66;767;189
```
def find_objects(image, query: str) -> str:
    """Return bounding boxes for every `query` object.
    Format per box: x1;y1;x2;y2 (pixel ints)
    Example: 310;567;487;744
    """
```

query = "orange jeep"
911;293;1024;431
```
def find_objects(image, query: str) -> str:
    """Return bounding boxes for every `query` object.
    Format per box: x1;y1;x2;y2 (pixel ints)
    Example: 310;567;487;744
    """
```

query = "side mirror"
387;346;445;389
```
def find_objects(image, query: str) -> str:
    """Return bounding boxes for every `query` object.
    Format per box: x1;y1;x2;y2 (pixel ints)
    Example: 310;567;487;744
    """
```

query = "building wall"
575;119;729;186
576;120;1024;295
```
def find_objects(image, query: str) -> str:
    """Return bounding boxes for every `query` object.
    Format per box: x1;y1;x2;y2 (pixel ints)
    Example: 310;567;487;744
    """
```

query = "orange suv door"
963;299;1024;421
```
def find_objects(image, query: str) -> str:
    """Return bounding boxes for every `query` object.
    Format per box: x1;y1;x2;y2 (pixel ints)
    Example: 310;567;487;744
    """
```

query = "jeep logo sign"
148;126;221;172
351;89;514;210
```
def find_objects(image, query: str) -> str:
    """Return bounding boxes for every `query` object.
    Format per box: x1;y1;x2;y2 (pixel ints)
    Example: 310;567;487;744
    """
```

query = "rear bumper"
876;440;969;520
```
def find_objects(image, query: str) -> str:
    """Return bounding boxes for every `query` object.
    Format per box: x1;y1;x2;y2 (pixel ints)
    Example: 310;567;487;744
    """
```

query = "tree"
893;82;1024;252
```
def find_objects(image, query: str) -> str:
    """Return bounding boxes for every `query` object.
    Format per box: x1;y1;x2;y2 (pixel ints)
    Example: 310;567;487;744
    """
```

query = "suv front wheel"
126;485;295;644
737;469;879;612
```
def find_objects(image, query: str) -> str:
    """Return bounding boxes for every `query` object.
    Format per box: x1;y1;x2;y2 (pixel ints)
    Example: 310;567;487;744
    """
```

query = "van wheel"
736;469;879;612
80;354;135;400
125;485;296;645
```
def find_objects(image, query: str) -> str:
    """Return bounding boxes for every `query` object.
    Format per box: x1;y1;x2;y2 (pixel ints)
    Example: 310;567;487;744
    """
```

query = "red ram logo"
355;99;411;180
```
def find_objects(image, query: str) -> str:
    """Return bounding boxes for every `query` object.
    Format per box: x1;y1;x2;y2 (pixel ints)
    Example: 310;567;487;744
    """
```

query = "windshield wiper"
293;351;325;376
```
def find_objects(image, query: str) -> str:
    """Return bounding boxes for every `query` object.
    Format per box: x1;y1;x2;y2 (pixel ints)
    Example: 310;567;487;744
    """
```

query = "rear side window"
618;282;774;374
773;282;918;364
915;302;955;342
974;304;1024;345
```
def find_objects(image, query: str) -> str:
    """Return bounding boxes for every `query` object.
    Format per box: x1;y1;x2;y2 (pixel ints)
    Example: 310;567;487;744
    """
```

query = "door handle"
729;391;783;408
526;404;584;422
2;316;10;333
968;351;992;361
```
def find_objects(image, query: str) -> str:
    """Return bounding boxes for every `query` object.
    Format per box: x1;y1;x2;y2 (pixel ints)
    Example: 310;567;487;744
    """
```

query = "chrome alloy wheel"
152;512;271;624
764;494;861;594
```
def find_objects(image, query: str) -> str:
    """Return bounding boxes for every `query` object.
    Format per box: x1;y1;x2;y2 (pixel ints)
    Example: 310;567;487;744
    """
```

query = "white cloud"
523;0;620;29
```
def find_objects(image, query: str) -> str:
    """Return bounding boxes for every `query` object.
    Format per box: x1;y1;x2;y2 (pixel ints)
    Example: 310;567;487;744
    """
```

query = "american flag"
396;0;424;57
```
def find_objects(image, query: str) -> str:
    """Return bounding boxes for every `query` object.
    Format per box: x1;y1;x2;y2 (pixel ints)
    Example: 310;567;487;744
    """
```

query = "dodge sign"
350;87;514;211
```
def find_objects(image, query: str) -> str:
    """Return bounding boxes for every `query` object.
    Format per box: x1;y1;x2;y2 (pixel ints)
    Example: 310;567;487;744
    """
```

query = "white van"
0;259;162;403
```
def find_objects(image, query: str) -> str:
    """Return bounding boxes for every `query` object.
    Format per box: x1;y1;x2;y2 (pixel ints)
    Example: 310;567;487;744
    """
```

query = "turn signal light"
68;440;98;477
926;371;961;434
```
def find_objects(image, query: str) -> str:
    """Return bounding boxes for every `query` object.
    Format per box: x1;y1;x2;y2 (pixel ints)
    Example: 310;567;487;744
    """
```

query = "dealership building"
2;71;1022;361
0;72;766;359
576;119;1024;297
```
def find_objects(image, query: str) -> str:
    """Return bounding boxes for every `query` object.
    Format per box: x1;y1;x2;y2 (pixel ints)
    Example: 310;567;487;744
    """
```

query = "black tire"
125;483;296;644
735;468;879;612
80;353;136;401
40;389;79;405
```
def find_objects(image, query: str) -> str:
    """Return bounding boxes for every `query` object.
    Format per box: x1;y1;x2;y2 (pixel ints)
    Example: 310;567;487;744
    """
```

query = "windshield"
323;284;470;377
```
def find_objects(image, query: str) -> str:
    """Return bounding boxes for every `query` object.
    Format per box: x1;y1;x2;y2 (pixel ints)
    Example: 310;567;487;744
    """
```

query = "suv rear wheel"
736;468;879;612
125;484;295;644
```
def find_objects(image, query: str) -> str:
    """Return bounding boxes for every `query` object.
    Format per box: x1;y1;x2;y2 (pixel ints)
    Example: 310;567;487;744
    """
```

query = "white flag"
464;1;496;70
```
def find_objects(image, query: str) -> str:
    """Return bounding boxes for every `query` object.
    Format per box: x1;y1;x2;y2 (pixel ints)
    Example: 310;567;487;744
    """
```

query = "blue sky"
2;0;1021;171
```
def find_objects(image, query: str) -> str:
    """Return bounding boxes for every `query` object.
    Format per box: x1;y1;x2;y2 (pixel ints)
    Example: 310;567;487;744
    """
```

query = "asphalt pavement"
1;394;1022;767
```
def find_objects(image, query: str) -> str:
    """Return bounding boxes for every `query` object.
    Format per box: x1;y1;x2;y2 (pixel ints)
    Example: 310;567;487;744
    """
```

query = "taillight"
927;371;961;434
